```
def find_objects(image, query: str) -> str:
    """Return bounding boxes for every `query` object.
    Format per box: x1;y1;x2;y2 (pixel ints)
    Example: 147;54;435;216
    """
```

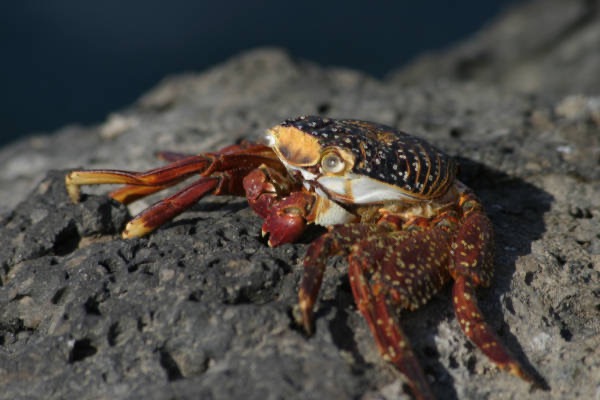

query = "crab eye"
321;152;345;174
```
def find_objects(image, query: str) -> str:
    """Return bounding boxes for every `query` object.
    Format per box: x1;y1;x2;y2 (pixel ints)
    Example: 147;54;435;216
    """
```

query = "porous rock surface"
1;2;599;399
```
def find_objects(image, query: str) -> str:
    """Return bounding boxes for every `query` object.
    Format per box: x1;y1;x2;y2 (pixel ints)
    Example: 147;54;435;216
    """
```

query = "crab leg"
346;229;452;400
66;155;213;203
348;260;432;400
298;224;389;334
452;276;538;381
298;225;453;399
121;176;220;238
124;160;297;239
450;209;542;387
65;144;278;203
107;152;220;203
65;143;284;237
110;146;284;205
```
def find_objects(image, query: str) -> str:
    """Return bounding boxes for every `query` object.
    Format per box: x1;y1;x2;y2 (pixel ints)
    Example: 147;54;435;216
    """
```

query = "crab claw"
242;167;315;247
262;211;305;247
243;168;279;217
262;192;315;247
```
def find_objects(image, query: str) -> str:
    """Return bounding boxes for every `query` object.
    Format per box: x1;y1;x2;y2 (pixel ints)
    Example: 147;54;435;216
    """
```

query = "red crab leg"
66;154;214;203
452;276;539;382
109;142;276;204
65;143;284;237
450;208;542;387
122;176;220;238
106;152;222;203
125;151;298;238
107;145;281;204
347;229;452;400
349;264;432;400
109;183;176;205
65;144;278;202
297;224;389;334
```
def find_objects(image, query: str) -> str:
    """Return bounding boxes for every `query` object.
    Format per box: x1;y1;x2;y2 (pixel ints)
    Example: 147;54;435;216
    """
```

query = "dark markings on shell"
280;116;457;199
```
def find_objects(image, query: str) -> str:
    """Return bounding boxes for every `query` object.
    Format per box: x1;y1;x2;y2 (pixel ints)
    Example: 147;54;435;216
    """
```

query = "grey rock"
1;4;599;400
389;0;600;100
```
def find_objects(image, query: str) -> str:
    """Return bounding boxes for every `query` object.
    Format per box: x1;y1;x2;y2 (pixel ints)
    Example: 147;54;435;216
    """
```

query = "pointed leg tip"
298;299;314;335
122;220;152;239
68;189;81;204
302;319;314;336
65;174;81;203
507;362;549;391
295;312;313;336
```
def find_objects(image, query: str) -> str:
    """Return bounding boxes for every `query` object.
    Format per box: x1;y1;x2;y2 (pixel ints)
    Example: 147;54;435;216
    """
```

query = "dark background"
0;1;522;147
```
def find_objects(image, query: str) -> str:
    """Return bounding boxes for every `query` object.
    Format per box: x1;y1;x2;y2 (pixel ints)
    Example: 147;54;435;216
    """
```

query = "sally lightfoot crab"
65;116;542;399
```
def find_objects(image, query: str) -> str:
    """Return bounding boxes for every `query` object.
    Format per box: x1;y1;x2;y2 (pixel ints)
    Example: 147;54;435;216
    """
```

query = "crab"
65;116;541;399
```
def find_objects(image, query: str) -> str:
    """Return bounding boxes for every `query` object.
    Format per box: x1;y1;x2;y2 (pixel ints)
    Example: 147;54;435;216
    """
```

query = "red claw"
243;166;316;247
262;192;315;247
243;168;275;216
